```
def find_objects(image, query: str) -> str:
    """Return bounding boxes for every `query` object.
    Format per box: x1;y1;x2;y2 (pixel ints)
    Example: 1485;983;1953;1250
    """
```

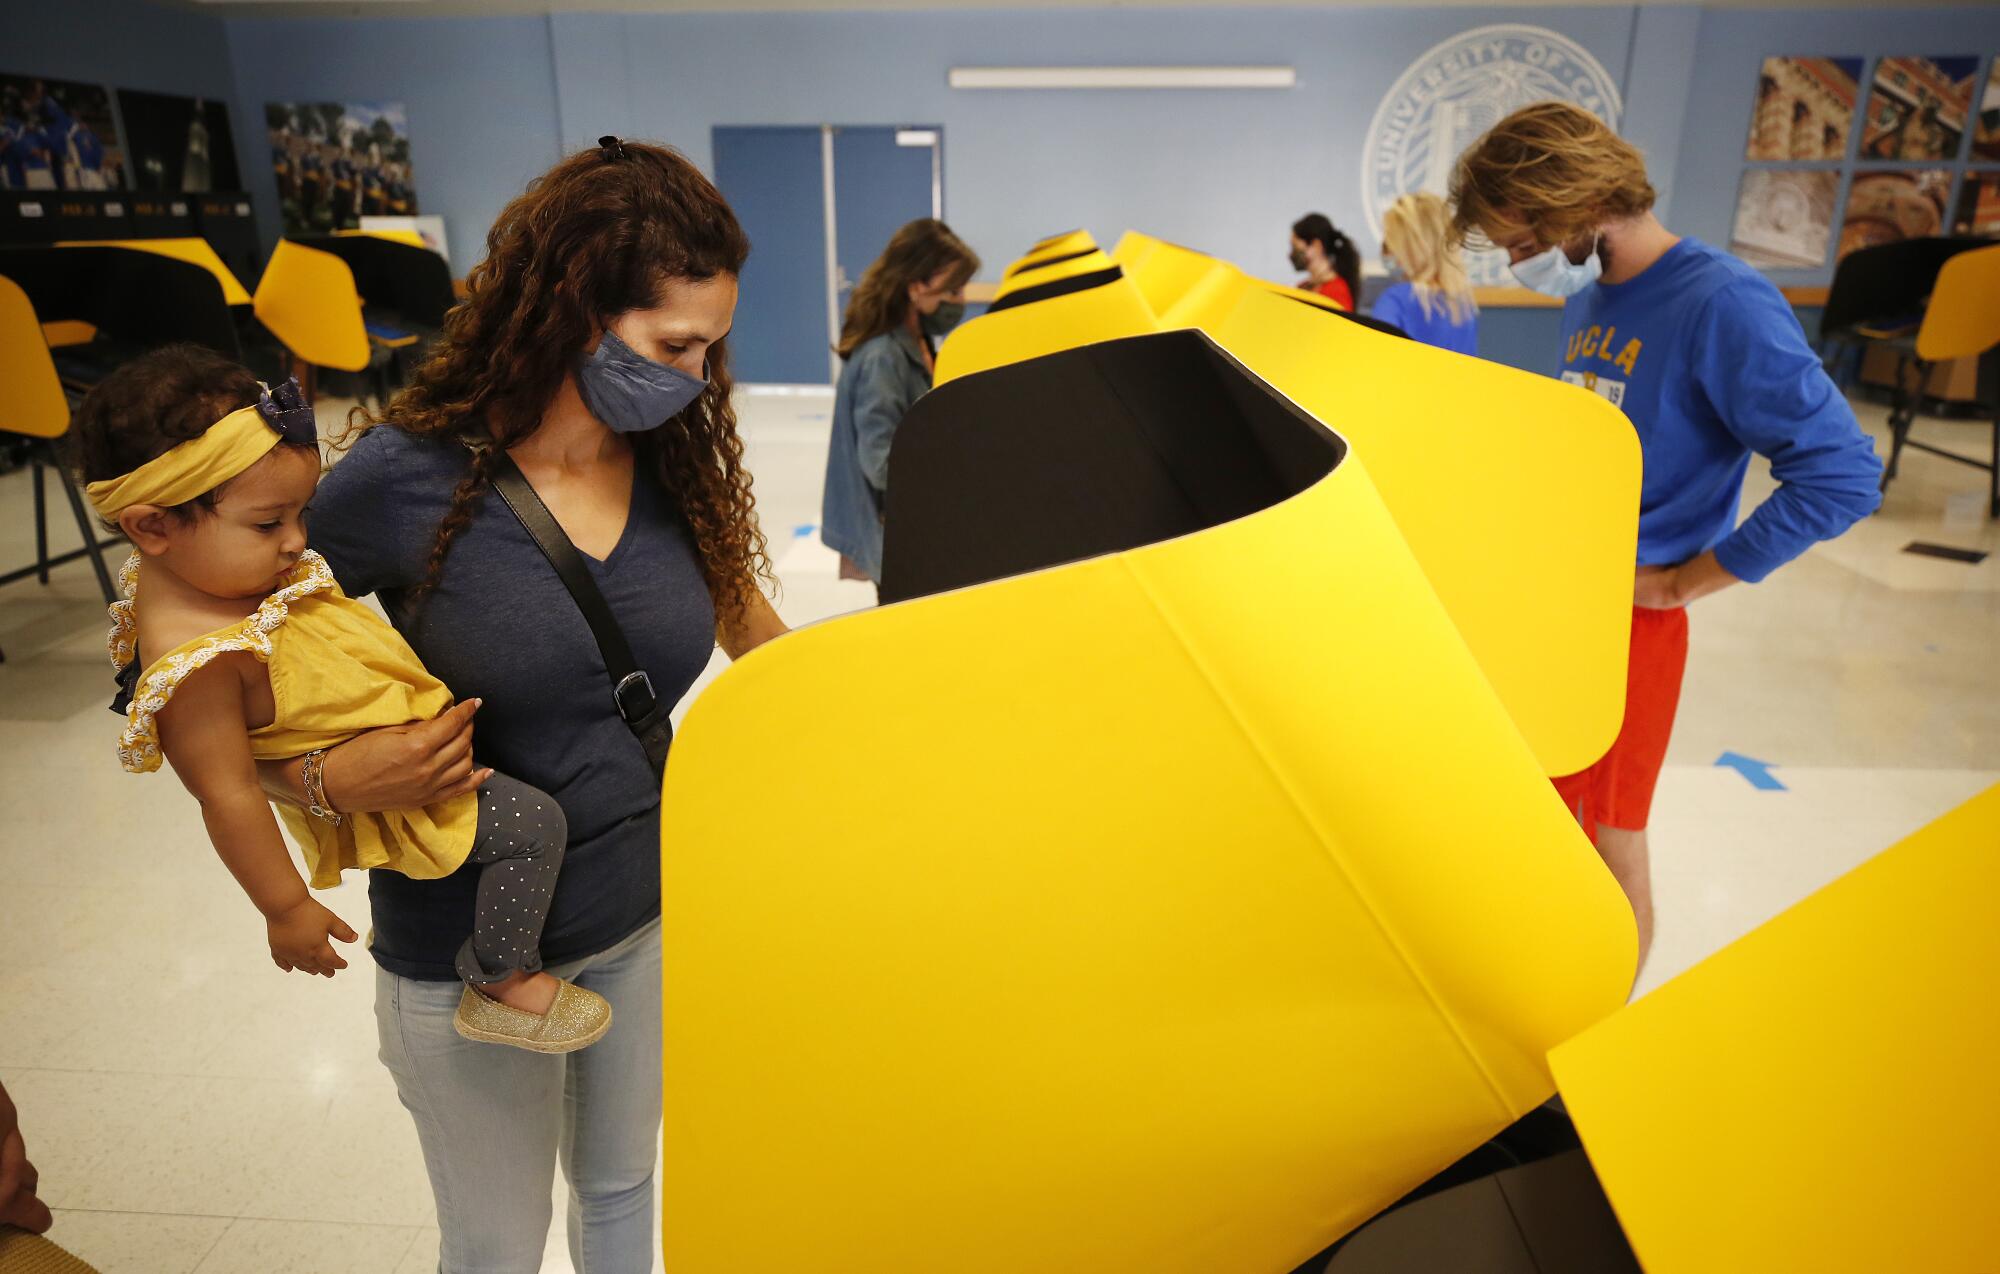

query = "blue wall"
14;3;2000;374
220;15;563;278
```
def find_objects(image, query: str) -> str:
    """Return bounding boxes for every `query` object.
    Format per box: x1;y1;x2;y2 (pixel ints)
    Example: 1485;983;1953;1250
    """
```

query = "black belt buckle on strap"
614;669;658;724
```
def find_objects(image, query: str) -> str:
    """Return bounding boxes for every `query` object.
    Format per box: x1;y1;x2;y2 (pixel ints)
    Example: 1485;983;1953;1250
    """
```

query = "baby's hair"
69;345;310;528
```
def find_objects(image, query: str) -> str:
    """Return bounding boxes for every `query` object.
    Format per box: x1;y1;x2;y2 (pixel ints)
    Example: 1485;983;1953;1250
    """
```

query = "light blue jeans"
376;917;661;1273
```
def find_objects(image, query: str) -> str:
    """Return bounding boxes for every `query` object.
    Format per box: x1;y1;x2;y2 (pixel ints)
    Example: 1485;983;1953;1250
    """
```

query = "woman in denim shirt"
821;218;979;590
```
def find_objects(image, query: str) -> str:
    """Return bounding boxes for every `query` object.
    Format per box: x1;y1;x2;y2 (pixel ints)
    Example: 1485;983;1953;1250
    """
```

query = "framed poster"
265;99;415;235
1950;170;2000;236
1730;168;1839;268
118;89;240;193
1838;169;1953;261
1;72;125;191
1972;59;2000;161
1861;56;1979;161
1747;57;1863;161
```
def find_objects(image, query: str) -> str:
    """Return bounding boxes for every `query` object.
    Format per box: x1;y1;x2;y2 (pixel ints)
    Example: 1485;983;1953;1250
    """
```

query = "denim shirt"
821;327;932;582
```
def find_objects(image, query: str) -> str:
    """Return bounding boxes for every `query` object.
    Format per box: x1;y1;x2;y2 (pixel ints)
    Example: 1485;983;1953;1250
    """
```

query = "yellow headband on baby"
85;405;281;520
85;380;318;521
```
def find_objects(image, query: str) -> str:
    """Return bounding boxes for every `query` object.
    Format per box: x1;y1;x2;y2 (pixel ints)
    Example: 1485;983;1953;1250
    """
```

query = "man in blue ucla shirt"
1452;103;1881;971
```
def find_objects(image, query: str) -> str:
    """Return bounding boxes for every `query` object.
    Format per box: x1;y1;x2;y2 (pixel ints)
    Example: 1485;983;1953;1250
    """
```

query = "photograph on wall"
1973;59;2000;161
1861;56;1979;161
0;71;125;190
1729;168;1839;269
265;99;416;235
118;89;240;193
1838;169;1953;262
1950;170;2000;237
1746;57;1862;161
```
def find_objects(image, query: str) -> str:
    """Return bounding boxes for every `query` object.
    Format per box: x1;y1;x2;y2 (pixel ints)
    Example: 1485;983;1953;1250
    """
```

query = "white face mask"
1510;238;1602;298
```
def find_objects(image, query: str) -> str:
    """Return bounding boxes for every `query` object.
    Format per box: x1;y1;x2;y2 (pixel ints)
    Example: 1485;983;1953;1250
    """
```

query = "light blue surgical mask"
575;329;708;434
1509;238;1602;299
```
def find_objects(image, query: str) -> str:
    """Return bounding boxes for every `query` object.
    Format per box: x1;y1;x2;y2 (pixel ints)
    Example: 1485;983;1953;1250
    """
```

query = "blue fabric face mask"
575;329;708;434
1509;239;1602;299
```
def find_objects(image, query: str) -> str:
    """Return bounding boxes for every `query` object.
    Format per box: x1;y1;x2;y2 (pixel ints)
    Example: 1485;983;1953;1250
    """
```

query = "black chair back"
1821;237;1992;340
296;233;455;330
0;245;241;376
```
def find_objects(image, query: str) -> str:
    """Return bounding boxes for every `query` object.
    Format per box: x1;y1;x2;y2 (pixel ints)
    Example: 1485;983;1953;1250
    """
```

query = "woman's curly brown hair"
350;139;769;621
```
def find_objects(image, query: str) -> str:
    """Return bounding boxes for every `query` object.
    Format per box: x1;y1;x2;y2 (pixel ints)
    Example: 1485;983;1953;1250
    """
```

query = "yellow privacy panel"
1124;236;1221;316
1551;782;2000;1274
991;247;1117;300
933;269;1155;385
1003;228;1098;276
1111;227;1162;269
662;332;1635;1272
1211;287;1638;775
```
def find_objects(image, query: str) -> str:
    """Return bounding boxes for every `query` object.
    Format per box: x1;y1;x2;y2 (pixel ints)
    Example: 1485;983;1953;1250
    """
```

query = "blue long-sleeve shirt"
1559;238;1881;583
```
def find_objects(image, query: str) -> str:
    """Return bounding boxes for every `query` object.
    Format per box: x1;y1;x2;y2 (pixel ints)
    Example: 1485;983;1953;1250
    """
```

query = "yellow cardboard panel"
992;248;1118;300
662;344;1635;1272
1210;287;1638;776
1124;236;1221;316
934;272;1157;385
1003;229;1099;277
1551;782;2000;1274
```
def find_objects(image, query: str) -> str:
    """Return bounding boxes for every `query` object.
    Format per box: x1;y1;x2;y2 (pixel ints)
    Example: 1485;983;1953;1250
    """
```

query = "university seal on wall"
1362;24;1623;285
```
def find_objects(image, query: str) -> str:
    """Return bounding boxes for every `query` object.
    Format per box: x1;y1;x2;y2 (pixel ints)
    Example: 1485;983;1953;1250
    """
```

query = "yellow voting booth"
1550;781;2000;1274
937;233;1638;777
661;331;1637;1272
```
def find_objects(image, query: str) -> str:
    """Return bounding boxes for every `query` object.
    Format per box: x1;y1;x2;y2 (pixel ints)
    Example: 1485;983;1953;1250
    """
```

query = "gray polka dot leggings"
456;771;567;987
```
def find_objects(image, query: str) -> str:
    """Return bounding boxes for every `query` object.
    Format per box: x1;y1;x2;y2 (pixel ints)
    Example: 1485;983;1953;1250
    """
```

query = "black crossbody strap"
489;452;671;772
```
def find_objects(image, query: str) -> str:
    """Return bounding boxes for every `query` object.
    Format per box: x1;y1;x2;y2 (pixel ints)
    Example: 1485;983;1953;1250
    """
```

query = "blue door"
831;126;941;335
712;126;829;386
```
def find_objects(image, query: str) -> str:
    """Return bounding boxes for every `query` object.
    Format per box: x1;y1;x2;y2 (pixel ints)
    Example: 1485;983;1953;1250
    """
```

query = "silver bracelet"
302;749;345;827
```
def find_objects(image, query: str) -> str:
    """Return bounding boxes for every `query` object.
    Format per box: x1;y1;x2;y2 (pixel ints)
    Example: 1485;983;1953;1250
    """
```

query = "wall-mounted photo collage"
265;100;417;236
1730;52;1999;272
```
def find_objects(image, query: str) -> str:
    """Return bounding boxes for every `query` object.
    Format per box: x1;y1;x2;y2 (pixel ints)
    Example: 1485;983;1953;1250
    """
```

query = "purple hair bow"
256;377;318;446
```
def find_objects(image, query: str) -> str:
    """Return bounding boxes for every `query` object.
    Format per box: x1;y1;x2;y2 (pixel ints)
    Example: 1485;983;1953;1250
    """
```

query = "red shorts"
1551;604;1689;836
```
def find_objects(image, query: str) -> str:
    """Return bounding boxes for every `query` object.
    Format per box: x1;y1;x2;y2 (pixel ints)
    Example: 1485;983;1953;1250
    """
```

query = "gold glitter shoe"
453;979;612;1053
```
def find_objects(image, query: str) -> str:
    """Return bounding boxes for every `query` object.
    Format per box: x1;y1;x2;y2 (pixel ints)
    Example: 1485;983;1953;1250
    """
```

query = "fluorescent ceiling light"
896;130;940;147
949;66;1295;91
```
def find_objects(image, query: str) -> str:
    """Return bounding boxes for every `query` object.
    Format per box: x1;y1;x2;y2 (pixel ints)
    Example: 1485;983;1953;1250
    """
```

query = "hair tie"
256;377;318;446
598;135;629;161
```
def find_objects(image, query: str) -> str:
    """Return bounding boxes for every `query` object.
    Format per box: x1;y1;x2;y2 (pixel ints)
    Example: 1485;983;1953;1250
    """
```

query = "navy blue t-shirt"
309;426;717;980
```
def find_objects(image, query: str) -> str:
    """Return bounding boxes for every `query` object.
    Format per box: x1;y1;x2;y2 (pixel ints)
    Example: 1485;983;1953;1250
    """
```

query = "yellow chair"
56;238;252;306
936;235;1640;775
1880;242;2000;517
0;274;121;630
252;238;371;375
1551;781;2000;1273
661;330;1636;1273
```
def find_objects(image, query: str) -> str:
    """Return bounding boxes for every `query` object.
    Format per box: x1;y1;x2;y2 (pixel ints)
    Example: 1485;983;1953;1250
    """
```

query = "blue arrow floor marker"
1716;751;1786;791
793;523;816;539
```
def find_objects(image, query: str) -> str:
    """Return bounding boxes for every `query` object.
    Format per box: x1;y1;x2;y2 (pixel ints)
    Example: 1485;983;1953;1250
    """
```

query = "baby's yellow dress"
110;549;476;888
